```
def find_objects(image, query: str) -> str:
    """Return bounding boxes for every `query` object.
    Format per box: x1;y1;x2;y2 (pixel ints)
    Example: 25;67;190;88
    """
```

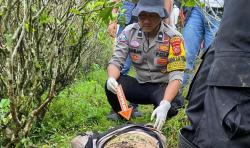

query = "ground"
33;67;189;147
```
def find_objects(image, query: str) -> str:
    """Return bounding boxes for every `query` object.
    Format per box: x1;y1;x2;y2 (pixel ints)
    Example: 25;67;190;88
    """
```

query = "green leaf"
183;0;196;7
199;2;205;8
39;12;54;25
0;99;10;109
24;22;29;31
99;7;113;25
70;8;82;15
93;2;105;8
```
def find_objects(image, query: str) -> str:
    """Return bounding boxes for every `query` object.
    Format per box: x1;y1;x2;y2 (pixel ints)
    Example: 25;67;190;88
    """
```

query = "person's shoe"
167;93;184;118
131;105;142;118
167;108;179;118
173;93;185;109
107;110;120;121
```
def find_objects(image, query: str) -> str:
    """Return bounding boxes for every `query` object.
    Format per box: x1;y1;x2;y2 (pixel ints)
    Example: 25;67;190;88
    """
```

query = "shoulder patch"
116;30;129;45
117;32;128;43
167;36;186;72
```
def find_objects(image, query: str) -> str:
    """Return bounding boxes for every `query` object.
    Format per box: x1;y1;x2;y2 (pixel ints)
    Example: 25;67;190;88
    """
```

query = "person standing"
182;0;224;86
179;0;250;147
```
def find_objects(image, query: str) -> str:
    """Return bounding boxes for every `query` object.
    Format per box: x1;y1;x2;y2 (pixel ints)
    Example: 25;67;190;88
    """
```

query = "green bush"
0;99;11;146
42;81;109;129
31;68;112;146
31;68;189;147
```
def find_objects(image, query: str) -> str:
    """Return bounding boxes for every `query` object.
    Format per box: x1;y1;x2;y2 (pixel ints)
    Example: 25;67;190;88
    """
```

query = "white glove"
169;4;180;29
151;100;171;131
173;5;180;25
107;77;118;94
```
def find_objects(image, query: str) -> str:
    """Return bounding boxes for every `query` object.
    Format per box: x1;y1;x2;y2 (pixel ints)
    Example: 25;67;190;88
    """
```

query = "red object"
117;85;133;120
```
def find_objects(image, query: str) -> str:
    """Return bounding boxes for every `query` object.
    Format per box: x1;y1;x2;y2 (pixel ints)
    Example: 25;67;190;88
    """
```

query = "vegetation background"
0;0;198;147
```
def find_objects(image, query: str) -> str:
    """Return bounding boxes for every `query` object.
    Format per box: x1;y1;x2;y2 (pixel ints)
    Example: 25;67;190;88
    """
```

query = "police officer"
105;0;186;130
107;0;142;121
107;0;175;121
179;0;250;147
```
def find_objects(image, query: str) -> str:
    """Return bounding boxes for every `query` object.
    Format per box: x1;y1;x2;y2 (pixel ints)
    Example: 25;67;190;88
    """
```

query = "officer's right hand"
108;21;117;38
107;77;118;94
151;100;171;131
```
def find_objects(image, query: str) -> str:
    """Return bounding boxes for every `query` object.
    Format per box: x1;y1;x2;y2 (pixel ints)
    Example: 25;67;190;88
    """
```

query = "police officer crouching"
105;0;186;130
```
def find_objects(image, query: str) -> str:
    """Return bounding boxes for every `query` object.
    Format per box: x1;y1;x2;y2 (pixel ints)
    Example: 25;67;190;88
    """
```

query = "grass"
32;67;189;148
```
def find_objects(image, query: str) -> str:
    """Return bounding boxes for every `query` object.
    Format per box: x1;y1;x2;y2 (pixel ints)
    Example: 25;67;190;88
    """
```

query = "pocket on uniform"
222;105;241;139
130;53;143;64
154;57;168;67
154;51;169;67
129;47;143;64
221;88;250;139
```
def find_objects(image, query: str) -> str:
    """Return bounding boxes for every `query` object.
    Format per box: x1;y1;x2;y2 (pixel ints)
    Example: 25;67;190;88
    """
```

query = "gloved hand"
172;5;180;25
151;100;171;131
107;77;118;94
169;4;180;29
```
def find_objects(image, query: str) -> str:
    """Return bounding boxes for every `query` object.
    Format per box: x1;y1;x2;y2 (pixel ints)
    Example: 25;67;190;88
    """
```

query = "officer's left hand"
151;100;171;131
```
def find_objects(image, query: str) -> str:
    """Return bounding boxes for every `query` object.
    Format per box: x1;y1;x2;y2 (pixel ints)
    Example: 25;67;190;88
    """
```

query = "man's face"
138;12;161;33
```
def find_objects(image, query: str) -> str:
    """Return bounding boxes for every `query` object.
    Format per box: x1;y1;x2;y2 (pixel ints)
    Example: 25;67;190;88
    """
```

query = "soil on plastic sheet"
104;131;159;148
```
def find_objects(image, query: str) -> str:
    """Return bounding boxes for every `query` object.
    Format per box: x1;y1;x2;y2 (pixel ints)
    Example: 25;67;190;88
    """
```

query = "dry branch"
0;0;113;146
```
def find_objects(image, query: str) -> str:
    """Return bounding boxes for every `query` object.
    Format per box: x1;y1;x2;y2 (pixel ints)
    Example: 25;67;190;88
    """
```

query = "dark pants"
105;75;183;117
180;46;250;147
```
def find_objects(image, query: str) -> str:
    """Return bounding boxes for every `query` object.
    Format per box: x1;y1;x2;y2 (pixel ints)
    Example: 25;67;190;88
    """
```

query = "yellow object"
167;36;186;72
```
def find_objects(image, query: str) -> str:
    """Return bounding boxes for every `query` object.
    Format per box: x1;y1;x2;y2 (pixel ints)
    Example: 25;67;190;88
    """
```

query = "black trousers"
180;46;250;147
105;75;183;117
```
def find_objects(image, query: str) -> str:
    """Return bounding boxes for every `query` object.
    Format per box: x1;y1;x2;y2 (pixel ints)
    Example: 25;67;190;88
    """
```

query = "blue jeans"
182;6;220;85
117;1;136;75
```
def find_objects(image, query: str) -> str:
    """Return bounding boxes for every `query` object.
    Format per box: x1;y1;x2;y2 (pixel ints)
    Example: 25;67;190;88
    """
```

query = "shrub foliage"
0;0;115;146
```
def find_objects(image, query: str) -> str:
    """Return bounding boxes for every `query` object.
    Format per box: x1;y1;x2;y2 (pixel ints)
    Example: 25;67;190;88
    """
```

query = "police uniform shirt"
109;22;186;84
